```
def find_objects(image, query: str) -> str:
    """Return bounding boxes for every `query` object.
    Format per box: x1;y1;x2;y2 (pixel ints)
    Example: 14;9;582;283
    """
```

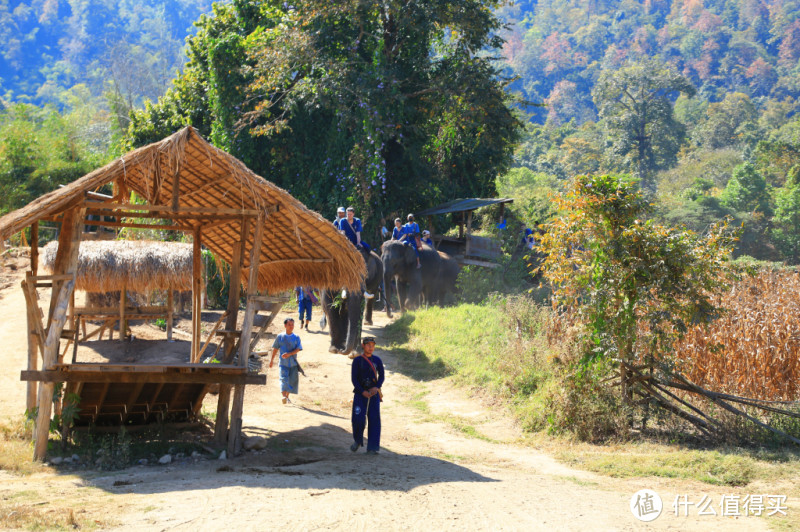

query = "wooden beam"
171;165;182;211
82;219;187;232
214;217;249;446
83;201;261;217
191;229;202;361
465;210;473;257
34;207;84;461
180;174;237;200
229;213;265;456
30;222;38;276
166;286;174;341
21;370;266;385
84;209;253;221
119;284;127;342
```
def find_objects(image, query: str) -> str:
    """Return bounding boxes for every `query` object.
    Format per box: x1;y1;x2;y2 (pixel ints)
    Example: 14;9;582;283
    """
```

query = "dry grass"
0;417;48;476
42;240;194;292
0;504;104;530
673;270;800;401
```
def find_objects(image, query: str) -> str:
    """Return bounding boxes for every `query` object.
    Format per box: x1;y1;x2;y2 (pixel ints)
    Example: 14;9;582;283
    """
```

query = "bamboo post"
191;228;202;361
25;288;38;413
34;207;84;461
214;218;249;446
166;284;174;341
27;221;40;411
228;214;264;456
119;284;127;341
465;210;473;257
30;221;38;276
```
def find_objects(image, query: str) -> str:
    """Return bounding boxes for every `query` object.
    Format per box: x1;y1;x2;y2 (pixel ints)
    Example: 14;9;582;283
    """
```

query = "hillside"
0;0;215;107
499;0;800;124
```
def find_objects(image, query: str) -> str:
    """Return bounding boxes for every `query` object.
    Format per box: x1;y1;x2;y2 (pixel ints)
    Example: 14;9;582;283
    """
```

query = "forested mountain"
0;0;215;115
498;0;800;124
1;0;799;263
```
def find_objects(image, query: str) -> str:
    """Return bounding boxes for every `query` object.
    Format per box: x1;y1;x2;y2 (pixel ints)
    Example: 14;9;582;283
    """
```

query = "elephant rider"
400;213;422;269
420;229;434;247
337;206;377;300
333;206;346;225
337;206;371;253
391;218;403;240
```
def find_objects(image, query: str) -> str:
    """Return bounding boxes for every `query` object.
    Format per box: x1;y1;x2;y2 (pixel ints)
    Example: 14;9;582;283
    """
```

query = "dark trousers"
298;299;312;321
352;393;381;451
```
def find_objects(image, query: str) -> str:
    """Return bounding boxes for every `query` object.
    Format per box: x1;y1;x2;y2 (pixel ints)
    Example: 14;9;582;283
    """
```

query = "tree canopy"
127;0;521;235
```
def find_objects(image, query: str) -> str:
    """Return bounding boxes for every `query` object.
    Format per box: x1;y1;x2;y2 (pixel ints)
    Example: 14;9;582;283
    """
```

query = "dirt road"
0;263;771;531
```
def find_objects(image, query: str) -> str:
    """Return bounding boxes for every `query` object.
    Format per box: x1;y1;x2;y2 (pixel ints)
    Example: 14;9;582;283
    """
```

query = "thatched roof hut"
0;126;364;290
42;240;193;292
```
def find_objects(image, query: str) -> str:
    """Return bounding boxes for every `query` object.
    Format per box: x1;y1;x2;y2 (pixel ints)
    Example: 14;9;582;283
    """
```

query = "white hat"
423;230;430;235
337;206;345;213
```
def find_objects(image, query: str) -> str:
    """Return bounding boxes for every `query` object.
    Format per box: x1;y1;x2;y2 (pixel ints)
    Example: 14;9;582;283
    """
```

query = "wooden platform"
21;364;266;426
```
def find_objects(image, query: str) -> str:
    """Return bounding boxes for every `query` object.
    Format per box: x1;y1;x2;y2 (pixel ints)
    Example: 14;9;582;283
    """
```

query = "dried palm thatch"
0;126;365;291
41;240;193;292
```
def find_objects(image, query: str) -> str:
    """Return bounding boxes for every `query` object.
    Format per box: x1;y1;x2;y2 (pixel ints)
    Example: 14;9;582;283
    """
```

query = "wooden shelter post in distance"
0;127;365;460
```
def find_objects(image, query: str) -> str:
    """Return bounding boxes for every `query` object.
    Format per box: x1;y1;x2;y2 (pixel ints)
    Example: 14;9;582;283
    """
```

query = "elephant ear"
404;245;416;266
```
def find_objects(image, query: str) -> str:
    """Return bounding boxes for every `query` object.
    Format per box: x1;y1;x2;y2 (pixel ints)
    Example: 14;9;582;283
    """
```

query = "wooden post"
228;215;264;456
30;222;39;276
458;211;465;239
119;284;127;341
27;222;40;412
465;210;473;257
191;228;202;361
34;207;84;461
214;218;249;446
166;284;174;341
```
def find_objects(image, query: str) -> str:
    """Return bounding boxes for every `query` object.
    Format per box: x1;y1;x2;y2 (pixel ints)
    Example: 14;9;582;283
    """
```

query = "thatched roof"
42;240;193;293
0;127;364;291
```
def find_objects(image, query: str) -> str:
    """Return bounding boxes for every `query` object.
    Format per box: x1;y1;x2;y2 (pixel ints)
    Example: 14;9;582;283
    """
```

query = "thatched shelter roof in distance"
42;240;193;293
0;127;364;291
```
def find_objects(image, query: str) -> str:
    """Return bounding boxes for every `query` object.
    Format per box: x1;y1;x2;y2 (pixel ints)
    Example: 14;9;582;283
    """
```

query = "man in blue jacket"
350;336;384;454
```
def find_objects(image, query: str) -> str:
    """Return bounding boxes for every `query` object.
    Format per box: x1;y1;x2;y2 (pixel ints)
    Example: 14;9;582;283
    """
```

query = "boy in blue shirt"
270;318;303;404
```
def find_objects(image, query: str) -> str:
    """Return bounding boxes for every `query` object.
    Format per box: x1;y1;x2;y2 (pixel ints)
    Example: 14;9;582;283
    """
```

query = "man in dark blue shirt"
350;336;384;454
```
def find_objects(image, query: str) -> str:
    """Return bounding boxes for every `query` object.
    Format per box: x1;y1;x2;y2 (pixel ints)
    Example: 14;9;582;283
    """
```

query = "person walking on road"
350;336;384;454
270;318;303;404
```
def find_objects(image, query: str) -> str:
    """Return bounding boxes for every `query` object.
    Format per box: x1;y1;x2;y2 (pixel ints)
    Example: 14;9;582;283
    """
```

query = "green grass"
386;298;800;493
384;297;559;430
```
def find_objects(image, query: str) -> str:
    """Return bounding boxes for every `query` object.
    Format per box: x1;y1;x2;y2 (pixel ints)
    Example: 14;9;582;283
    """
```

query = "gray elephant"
322;248;384;355
424;250;460;305
382;240;441;313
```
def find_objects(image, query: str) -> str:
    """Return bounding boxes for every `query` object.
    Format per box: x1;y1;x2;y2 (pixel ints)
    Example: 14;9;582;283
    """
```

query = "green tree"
592;60;696;191
772;169;800;264
537;173;736;399
128;0;520;234
720;162;773;216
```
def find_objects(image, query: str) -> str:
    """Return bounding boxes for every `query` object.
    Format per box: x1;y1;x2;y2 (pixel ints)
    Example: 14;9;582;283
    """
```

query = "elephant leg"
365;296;374;325
323;290;345;354
342;294;364;356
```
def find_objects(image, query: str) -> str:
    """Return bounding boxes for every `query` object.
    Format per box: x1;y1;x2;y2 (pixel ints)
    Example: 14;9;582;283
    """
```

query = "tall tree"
592;60;696;191
129;0;521;231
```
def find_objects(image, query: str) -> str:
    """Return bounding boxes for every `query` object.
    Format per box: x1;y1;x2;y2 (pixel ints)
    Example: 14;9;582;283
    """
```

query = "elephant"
382;240;441;313
322;247;384;355
424;250;460;305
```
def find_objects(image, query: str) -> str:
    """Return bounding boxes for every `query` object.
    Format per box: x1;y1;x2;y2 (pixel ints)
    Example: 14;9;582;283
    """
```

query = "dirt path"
0;264;771;531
